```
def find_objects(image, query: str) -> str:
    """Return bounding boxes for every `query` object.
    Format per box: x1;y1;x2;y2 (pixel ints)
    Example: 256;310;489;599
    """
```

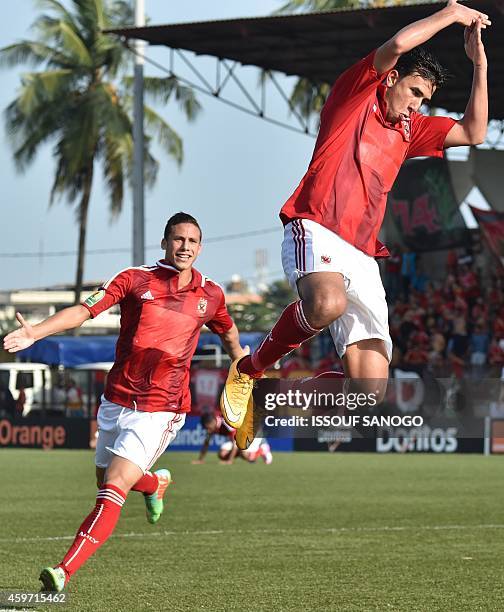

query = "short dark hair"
395;47;450;89
201;413;216;428
164;212;202;242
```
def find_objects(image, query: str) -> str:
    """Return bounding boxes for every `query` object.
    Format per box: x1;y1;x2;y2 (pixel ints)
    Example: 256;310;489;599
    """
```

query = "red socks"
239;301;322;376
58;484;126;579
131;471;158;495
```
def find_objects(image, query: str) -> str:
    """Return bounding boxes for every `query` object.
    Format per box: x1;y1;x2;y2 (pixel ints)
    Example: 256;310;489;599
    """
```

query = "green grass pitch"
1;449;504;611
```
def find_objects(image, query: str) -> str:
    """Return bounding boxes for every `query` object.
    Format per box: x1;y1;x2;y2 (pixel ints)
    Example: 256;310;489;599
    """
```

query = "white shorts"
281;219;392;361
95;397;186;473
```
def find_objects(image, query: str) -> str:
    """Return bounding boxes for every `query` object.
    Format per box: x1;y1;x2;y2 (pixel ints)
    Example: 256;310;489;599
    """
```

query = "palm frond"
143;147;159;189
72;0;103;40
289;78;331;119
47;92;100;206
0;41;75;69
35;0;74;24
56;20;94;67
5;96;63;171
102;133;126;218
130;76;202;122
108;0;134;27
275;0;359;13
15;70;75;116
143;104;183;166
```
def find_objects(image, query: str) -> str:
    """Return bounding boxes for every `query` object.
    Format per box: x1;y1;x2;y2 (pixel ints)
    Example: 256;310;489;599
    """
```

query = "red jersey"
82;260;234;413
280;50;456;257
213;413;235;439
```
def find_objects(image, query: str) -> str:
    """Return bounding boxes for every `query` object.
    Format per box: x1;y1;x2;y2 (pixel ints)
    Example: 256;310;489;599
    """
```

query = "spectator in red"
403;338;429;374
488;338;504;375
493;308;504;339
446;250;458;275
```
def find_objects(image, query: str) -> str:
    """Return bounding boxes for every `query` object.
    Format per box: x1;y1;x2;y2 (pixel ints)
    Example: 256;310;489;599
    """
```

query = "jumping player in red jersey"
221;0;490;447
3;212;246;592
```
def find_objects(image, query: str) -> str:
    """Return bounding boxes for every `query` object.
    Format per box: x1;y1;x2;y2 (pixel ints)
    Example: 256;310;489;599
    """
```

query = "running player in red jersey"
3;212;246;592
221;0;490;447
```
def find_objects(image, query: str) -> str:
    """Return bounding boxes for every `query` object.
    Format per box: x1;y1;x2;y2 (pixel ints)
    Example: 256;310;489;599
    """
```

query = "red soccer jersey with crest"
82;260;234;413
280;50;456;257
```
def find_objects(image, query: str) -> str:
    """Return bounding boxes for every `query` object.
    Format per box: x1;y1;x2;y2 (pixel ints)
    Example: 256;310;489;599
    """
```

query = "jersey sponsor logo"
197;297;208;315
84;289;105;307
141;290;154;300
320;255;332;265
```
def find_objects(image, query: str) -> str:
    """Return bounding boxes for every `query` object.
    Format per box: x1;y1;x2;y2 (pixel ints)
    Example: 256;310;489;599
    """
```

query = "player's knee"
305;293;347;328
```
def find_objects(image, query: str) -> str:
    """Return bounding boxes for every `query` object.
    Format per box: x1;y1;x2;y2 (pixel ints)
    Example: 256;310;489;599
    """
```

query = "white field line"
2;524;504;544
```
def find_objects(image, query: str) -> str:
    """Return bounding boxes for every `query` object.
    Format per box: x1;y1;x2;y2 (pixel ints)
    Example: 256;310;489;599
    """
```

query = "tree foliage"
1;0;201;302
228;280;296;332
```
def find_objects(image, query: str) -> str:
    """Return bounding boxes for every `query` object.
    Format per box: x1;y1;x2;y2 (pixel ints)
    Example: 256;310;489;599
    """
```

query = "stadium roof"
106;0;504;119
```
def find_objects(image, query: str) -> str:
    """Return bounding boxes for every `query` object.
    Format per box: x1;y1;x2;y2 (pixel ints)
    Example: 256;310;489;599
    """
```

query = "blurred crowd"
386;246;503;378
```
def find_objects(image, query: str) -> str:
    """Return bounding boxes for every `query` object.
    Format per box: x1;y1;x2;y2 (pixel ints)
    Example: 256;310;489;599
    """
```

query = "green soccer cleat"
39;566;66;592
144;469;172;524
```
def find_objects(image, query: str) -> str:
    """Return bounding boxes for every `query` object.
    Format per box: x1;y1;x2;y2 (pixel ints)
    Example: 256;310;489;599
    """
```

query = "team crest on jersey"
84;289;105;307
401;118;411;141
321;255;332;265
197;298;208;315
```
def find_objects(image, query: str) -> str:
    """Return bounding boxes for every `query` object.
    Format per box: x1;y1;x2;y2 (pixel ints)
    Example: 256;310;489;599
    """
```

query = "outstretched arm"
444;21;487;147
218;323;247;362
374;0;491;74
3;305;90;353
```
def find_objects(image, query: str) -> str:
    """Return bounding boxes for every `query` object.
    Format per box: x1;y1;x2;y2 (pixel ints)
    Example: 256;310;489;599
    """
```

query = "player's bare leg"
97;462;171;523
297;272;347;329
343;338;389;403
224;271;347;442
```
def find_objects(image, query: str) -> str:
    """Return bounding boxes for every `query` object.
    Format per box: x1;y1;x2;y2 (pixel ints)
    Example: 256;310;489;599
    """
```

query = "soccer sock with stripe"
131;471;158;495
239;300;322;376
57;484;126;580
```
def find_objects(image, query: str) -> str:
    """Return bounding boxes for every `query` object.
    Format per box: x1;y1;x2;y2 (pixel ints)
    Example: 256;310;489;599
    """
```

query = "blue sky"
1;0;314;291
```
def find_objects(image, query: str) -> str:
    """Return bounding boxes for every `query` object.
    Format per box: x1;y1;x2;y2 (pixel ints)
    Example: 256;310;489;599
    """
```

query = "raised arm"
374;0;491;74
444;20;487;147
3;305;90;353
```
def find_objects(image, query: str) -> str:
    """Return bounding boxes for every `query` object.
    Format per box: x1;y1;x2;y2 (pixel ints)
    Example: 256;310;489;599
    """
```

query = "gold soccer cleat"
235;394;257;451
220;357;254;430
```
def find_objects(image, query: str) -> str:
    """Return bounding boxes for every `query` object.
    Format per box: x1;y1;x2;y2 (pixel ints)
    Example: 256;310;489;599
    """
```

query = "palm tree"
1;0;201;304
